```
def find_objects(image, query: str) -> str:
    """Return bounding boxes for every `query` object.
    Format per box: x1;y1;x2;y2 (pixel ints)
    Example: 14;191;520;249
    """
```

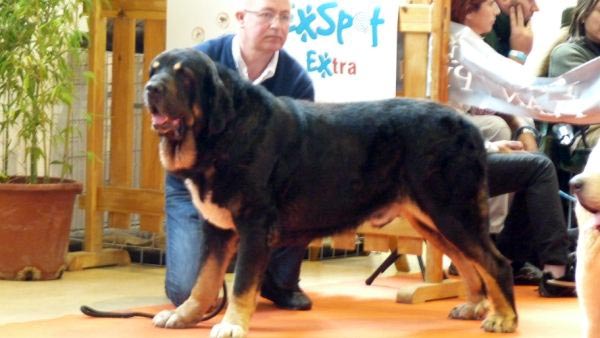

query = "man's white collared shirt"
232;35;279;85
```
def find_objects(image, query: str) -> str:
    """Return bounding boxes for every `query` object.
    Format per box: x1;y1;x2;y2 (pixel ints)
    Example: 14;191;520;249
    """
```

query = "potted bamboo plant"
0;0;89;280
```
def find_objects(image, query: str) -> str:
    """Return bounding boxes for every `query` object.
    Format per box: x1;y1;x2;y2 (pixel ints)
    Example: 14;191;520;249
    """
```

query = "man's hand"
494;140;524;153
509;5;533;55
516;132;539;152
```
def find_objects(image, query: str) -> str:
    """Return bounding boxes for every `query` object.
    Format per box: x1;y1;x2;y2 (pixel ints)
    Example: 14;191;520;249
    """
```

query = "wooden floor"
0;253;582;337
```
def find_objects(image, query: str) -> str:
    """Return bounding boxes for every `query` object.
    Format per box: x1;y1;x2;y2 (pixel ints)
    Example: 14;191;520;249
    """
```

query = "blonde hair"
569;0;600;38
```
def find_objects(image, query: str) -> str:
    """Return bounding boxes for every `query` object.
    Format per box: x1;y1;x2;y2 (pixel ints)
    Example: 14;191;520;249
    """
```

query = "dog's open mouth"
588;213;600;232
149;108;184;139
579;201;600;231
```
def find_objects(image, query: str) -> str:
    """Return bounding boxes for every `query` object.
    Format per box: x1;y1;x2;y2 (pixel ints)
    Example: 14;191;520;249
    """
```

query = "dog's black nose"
145;81;164;96
569;175;584;193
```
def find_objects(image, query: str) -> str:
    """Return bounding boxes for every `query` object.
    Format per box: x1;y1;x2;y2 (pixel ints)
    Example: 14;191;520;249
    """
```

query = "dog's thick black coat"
145;48;517;338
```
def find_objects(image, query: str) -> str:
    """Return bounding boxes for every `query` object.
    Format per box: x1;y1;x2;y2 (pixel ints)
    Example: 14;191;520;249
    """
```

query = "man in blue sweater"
164;0;314;311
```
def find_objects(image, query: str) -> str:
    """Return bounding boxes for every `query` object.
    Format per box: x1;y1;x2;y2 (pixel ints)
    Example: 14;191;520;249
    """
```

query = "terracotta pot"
0;177;83;280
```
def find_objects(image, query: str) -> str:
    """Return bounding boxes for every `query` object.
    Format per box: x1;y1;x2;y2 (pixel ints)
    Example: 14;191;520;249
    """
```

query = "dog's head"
144;48;234;142
571;144;600;231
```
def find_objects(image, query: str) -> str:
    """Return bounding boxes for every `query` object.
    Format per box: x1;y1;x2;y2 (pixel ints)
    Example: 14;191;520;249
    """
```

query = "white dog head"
571;144;600;231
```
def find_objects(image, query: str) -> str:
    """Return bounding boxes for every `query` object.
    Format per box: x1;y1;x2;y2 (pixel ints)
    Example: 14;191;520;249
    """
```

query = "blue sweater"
194;34;314;101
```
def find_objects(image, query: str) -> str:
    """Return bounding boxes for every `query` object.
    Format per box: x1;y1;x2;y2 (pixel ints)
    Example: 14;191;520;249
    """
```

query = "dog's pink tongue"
152;114;169;125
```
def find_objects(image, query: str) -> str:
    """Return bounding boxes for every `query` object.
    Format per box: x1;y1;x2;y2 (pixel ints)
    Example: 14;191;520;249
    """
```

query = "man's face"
237;0;292;54
496;0;539;21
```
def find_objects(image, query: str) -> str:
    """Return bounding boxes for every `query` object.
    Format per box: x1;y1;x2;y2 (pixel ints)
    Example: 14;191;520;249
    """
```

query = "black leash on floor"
80;281;227;321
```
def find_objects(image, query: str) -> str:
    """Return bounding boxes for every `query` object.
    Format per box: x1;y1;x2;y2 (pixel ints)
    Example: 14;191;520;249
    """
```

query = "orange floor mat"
0;275;581;338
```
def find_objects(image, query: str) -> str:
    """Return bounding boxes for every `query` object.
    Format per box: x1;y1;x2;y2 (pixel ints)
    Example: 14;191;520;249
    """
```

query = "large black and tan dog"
145;48;517;338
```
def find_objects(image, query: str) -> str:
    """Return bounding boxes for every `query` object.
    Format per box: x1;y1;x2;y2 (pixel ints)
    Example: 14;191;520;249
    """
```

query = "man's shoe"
538;272;576;297
260;274;312;311
513;262;543;286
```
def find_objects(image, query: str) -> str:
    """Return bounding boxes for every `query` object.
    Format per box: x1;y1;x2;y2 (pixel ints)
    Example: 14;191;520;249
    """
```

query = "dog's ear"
202;59;235;135
173;50;235;135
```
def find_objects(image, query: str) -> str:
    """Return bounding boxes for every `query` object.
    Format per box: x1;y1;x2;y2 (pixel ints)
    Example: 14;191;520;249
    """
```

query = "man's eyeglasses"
244;10;292;25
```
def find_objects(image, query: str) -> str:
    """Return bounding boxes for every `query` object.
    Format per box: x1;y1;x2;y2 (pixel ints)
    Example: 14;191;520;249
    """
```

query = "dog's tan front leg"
153;232;237;329
210;222;270;338
153;256;224;327
210;287;259;338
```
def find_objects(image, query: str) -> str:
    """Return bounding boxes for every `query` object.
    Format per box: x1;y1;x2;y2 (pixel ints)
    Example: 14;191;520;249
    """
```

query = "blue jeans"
164;173;307;306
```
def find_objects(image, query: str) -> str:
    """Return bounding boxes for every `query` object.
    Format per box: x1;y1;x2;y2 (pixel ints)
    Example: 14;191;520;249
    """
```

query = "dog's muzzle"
571;176;599;214
145;81;183;138
571;175;600;230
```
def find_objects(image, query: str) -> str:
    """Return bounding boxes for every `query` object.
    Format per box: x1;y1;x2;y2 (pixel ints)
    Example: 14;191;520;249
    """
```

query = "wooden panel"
107;0;165;12
357;217;421;238
108;16;136;229
401;33;429;98
139;19;167;233
363;236;392;252
85;0;108;253
79;0;169;270
395;237;423;256
102;10;165;20
425;241;444;282
396;279;465;304
330;230;357;250
309;238;323;248
398;4;432;33
429;0;451;102
96;186;164;215
103;0;166;19
67;249;131;270
401;0;431;98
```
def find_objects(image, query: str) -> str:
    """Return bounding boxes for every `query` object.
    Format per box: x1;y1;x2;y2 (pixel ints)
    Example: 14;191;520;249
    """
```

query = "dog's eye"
173;62;183;72
175;64;195;80
149;60;161;77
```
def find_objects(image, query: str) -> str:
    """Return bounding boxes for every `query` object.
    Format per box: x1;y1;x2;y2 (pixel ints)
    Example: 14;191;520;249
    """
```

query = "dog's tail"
80;281;227;321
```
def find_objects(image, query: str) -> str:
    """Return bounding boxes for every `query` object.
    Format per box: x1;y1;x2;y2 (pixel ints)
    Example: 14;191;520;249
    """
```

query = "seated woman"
450;0;575;297
547;0;600;170
549;0;600;77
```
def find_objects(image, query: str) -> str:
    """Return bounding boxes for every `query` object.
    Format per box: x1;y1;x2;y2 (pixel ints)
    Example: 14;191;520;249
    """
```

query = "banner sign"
167;0;402;103
284;0;403;102
449;22;600;125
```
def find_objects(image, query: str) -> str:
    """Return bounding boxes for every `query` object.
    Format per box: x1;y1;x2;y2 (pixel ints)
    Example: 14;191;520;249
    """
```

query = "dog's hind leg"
400;201;517;333
405;217;489;320
443;232;516;332
153;225;238;329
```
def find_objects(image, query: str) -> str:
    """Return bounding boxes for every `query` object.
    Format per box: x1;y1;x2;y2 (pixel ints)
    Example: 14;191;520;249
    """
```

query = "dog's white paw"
448;300;489;320
152;309;193;329
210;322;247;338
481;313;517;333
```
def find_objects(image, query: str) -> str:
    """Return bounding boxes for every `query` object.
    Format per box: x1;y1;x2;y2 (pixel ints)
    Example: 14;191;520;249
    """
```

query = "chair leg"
416;255;425;280
365;250;426;285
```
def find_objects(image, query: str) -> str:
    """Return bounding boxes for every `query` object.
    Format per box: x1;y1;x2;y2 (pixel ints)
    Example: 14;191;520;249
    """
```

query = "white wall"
167;0;238;49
